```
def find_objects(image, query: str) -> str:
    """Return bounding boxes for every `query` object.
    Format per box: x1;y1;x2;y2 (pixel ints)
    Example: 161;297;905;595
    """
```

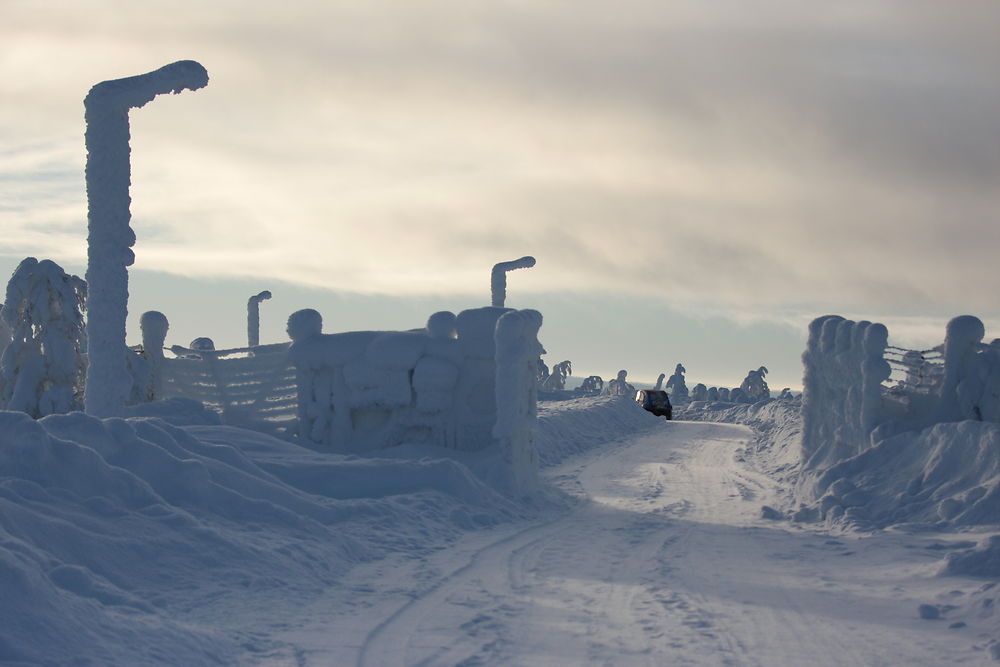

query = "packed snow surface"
3;396;1000;664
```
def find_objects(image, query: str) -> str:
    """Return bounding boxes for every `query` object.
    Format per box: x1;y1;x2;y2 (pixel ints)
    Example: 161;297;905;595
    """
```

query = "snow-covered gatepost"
247;290;272;348
491;256;536;307
83;60;209;417
493;309;543;495
800;316;890;471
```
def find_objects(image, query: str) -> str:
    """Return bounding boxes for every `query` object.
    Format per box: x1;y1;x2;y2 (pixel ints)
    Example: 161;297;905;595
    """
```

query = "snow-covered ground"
0;397;998;665
3;395;1000;664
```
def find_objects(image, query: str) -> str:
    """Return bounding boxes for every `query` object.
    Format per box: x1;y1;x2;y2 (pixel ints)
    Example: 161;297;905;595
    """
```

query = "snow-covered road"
262;421;990;666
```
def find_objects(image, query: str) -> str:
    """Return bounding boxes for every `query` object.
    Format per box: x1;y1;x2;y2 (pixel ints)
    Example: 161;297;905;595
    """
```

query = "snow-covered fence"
801;314;1000;475
801;316;890;471
156;342;297;433
289;306;543;454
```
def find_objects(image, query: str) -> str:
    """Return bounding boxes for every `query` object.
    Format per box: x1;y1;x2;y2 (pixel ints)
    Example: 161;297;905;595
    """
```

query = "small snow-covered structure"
288;306;544;460
490;256;536;308
83;60;208;418
0;258;87;417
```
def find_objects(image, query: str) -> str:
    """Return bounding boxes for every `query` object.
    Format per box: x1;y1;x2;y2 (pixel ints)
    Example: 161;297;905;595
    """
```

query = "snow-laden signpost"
83;60;208;417
491;256;535;307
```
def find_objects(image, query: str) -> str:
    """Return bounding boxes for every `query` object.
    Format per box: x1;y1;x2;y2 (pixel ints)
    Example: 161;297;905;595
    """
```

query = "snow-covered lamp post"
83;60;209;417
491;256;536;308
247;290;272;348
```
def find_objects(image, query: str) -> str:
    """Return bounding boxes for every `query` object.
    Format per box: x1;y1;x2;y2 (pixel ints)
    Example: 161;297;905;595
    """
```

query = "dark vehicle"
636;389;672;420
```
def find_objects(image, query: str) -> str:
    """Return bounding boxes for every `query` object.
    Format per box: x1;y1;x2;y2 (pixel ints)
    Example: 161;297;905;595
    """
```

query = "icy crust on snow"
0;409;520;665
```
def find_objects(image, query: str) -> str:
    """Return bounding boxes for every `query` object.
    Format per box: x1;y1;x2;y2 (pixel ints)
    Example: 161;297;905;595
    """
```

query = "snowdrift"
812;420;1000;530
0;408;521;665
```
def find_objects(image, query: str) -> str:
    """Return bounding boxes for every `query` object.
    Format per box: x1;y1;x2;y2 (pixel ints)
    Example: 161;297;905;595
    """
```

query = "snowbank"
535;394;666;467
811;419;1000;530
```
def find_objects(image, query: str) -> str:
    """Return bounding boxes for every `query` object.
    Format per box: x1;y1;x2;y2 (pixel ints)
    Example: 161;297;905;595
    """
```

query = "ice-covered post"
247;290;272;348
493;309;543;495
83;60;208;416
491;256;536;308
139;311;169;401
935;315;986;423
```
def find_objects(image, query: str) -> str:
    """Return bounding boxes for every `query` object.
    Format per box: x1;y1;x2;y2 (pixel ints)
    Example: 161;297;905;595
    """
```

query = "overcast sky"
3;1;999;390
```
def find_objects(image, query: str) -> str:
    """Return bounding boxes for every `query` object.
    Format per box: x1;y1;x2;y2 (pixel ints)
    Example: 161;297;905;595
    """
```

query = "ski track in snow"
252;422;994;666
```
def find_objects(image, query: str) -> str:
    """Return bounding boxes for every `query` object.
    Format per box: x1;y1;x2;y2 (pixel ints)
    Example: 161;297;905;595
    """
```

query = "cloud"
3;0;1000;326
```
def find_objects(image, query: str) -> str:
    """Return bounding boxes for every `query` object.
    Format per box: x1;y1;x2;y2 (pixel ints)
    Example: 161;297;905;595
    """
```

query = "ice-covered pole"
247;290;272;347
83;60;208;417
491;256;536;308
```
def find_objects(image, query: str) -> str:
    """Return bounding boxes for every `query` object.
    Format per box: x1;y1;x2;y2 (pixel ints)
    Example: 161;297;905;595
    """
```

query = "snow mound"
0;409;522;664
940;536;1000;578
812;420;1000;529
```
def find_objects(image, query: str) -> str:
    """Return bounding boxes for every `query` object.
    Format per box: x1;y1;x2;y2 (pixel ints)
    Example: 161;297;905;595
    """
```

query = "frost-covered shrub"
707;386;720;402
0;258;87;417
690;383;708;402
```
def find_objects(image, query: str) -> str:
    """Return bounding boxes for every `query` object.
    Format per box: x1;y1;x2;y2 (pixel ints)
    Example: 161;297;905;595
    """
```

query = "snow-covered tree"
665;363;688;401
740;366;770;402
0;258;87;417
653;373;665;390
691;383;708;401
536;359;550;390
543;360;571;391
580;375;603;393
606;370;635;396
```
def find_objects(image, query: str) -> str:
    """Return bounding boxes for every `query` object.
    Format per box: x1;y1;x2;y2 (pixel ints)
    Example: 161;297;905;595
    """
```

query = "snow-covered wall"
83;60;208;417
289;306;543;457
